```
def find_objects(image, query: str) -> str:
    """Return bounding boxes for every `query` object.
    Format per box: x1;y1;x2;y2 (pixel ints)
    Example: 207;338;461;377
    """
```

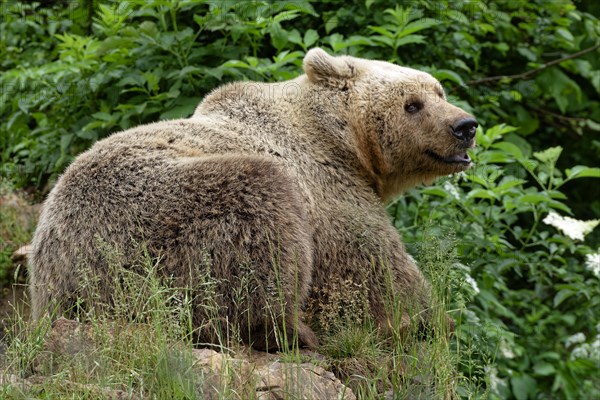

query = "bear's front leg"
307;199;448;339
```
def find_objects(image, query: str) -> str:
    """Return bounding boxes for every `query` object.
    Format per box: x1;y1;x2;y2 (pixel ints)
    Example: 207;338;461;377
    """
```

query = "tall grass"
1;229;489;399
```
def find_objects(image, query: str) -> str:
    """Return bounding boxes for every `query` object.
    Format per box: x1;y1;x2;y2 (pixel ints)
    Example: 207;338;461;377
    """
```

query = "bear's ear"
303;48;357;86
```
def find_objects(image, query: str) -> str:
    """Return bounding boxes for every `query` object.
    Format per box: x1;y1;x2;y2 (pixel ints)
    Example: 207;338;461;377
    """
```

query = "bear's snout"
451;118;478;143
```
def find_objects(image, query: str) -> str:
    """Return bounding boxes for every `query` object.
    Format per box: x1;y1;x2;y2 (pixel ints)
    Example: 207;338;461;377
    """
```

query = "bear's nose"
451;118;478;141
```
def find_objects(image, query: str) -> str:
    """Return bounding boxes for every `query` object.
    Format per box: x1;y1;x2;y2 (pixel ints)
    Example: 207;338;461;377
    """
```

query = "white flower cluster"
457;171;468;181
485;365;510;397
499;339;515;359
566;324;600;361
464;273;480;294
453;262;480;295
585;251;600;278
443;180;460;200
542;211;599;241
485;366;502;396
565;332;586;347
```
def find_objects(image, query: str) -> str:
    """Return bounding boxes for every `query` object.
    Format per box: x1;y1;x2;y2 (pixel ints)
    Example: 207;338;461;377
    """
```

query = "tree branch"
528;105;588;123
467;42;600;86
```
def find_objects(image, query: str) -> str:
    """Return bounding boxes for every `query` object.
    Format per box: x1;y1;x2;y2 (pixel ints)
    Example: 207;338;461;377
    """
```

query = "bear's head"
303;48;477;202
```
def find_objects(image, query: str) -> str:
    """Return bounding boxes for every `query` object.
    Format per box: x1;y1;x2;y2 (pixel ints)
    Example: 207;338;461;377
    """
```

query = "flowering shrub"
392;124;600;399
543;212;599;241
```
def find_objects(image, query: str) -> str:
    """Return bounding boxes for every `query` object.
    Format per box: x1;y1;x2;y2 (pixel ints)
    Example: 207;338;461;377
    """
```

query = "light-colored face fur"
303;49;477;201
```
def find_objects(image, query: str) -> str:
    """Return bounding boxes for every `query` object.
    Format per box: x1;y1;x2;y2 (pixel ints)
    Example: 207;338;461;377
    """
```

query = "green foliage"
2;256;210;399
0;242;463;400
391;124;600;399
1;0;599;398
2;1;599;193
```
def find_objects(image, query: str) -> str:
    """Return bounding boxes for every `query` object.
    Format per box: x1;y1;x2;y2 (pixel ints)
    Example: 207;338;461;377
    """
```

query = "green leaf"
395;34;426;47
485;124;519;142
271;10;300;24
60;134;72;152
369;25;395;39
421;187;449;197
513;105;540;135
76;128;99;140
556;28;575;43
548;200;572;214
465;173;489;188
118;74;145;88
325;33;346;52
269;22;288;52
324;16;338;34
476;150;512;163
176;66;204;79
518;194;549;205
193;14;210;29
547;190;567;199
221;60;250;69
371;35;394;48
566;165;600;180
345;35;376;47
287;29;302;47
538;68;582;113
533;146;562;166
159;97;201;120
554;289;575;307
304;29;319;48
534;362;556;376
505;133;533;157
396;19;438;39
282;0;317;16
586;119;600;131
492;142;524;160
91;112;113;121
467;189;498;200
496;179;526;192
511;375;537;400
432;69;465;86
273;50;303;65
143;72;159;92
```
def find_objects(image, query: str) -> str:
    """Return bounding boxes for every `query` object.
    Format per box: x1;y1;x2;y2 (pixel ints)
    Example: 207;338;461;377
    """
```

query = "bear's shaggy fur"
30;49;476;350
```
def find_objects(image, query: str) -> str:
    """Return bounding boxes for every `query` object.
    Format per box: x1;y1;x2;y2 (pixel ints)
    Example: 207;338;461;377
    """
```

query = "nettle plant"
390;124;600;399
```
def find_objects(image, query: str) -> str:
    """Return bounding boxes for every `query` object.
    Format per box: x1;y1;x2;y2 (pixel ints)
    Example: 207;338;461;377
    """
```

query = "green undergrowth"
310;233;488;398
391;124;600;399
1;234;484;399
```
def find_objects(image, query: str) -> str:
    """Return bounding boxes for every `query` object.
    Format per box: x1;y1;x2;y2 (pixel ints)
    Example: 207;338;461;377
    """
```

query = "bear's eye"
404;102;423;114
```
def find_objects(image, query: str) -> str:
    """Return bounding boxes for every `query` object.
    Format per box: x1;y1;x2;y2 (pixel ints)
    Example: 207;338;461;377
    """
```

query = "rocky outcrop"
3;318;355;399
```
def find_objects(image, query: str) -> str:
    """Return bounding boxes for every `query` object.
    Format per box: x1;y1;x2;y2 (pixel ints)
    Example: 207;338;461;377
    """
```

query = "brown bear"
29;48;476;350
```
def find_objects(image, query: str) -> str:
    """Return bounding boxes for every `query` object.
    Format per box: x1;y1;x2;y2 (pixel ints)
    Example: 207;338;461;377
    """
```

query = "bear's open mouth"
426;149;471;165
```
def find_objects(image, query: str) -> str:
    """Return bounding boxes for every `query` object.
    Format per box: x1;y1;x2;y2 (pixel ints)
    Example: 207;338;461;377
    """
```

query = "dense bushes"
1;1;599;398
393;125;600;399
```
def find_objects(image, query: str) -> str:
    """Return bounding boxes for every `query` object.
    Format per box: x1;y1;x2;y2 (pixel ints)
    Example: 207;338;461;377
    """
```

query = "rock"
43;317;95;356
52;380;138;399
190;348;356;399
0;374;139;399
17;319;356;399
191;348;255;399
254;360;356;400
